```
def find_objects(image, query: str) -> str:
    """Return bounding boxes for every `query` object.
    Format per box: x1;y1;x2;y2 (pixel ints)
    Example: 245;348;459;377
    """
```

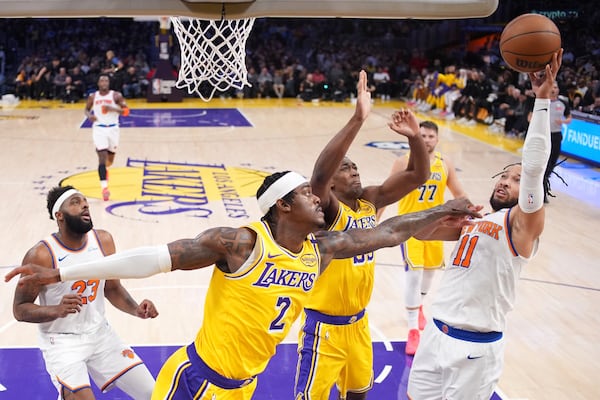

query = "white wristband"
59;245;172;281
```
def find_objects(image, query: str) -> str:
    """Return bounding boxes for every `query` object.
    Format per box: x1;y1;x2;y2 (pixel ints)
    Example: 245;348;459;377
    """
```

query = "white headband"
52;189;81;218
257;172;308;215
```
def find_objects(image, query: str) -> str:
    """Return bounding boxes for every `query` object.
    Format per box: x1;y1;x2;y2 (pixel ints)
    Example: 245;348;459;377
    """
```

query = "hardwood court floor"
1;97;599;399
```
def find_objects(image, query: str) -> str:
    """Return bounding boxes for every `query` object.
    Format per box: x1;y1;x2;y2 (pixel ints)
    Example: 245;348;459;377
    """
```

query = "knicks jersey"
195;221;321;380
92;90;119;126
38;230;107;334
305;199;376;315
432;209;537;332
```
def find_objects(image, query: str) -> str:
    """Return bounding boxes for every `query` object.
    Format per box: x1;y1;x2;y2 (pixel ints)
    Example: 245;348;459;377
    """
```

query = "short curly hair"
46;185;76;220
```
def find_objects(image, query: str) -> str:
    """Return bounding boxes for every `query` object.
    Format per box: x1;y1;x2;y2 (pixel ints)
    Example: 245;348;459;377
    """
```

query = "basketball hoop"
171;16;255;102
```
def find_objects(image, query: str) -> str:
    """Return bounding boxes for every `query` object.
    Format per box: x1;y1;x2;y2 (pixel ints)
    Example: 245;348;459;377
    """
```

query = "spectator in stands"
298;72;317;102
122;66;142;98
503;87;533;137
373;66;392;101
283;65;297;98
583;96;600;115
53;67;70;100
241;67;259;99
69;65;86;101
311;68;327;99
566;82;583;110
272;69;285;99
32;56;60;100
257;66;274;98
62;76;79;103
331;78;349;102
15;68;33;99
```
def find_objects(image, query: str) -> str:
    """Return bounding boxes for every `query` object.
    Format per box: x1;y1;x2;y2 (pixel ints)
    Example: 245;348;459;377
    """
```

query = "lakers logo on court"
59;157;271;222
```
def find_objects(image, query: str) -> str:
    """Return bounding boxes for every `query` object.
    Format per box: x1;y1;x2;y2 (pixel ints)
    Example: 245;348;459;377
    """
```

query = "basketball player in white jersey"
12;185;157;399
407;50;563;400
84;74;129;201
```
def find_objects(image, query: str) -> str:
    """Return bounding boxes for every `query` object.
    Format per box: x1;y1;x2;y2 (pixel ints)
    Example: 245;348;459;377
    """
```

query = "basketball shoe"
102;187;110;201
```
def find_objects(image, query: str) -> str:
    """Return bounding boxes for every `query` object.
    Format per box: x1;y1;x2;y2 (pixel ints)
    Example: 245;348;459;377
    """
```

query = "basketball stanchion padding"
171;16;256;102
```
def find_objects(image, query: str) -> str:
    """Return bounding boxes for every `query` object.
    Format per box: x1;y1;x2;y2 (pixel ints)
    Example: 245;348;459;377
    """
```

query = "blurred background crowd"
0;0;599;137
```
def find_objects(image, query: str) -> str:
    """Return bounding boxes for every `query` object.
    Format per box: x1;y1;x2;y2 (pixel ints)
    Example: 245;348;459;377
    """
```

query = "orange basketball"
499;13;561;73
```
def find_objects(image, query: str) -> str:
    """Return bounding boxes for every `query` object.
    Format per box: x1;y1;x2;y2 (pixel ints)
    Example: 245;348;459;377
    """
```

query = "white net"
171;16;256;102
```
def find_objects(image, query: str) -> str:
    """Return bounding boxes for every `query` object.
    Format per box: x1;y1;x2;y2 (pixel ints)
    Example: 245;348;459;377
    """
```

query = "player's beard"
64;212;93;234
489;193;518;211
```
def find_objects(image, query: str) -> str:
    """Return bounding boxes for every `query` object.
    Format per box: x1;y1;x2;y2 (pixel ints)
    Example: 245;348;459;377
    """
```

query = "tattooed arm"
315;198;480;273
5;227;258;286
169;227;257;274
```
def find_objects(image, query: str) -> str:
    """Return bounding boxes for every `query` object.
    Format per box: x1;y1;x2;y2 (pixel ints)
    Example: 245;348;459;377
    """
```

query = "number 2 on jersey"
452;235;479;268
269;296;291;332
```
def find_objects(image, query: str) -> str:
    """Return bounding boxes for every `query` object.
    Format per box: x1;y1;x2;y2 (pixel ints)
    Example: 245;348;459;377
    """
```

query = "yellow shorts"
401;237;444;270
295;309;373;399
152;345;257;400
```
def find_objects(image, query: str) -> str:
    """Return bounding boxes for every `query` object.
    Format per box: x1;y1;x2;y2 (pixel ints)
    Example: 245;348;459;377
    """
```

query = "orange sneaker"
102;188;110;201
405;329;420;356
418;305;427;330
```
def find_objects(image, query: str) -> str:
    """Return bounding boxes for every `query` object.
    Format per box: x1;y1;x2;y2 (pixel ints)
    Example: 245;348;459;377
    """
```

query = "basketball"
499;13;561;73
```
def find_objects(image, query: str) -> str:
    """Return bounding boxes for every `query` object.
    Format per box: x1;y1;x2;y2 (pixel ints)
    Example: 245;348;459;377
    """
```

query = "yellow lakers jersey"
305;199;376;315
194;221;321;380
398;151;448;214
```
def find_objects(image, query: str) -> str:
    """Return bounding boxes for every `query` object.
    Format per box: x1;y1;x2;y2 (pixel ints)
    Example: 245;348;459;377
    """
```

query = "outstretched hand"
529;49;563;99
354;70;372;122
388;109;420;138
442;197;483;219
4;264;61;287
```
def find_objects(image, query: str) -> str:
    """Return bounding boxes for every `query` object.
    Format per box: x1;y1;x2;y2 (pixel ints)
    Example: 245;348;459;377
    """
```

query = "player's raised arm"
310;69;371;215
510;49;563;257
365;109;429;209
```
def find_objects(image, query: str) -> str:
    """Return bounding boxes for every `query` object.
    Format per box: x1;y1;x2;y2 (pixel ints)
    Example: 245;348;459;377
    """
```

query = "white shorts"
93;125;120;153
39;322;147;394
407;321;505;400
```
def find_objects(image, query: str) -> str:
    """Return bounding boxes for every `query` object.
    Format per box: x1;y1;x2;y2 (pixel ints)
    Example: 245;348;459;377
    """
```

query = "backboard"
0;0;498;19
